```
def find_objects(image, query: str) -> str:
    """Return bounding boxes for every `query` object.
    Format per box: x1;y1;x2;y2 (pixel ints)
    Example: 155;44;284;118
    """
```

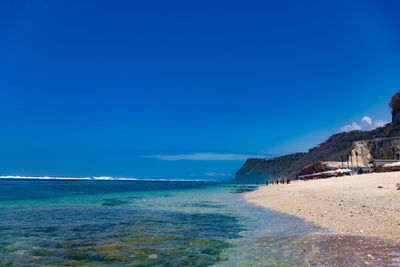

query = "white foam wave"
0;175;211;182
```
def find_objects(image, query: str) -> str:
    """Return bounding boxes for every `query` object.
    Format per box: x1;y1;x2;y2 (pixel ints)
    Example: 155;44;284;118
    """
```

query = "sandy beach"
246;172;400;242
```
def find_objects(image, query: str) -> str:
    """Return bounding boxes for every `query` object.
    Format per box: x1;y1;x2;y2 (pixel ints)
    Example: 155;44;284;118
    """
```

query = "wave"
0;175;213;182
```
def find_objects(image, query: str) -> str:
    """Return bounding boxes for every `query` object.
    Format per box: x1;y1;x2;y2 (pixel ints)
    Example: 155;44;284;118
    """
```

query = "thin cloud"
340;116;389;132
141;152;268;161
204;172;233;177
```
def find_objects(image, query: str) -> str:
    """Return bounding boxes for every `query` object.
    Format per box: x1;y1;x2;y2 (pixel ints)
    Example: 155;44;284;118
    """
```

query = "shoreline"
245;172;400;243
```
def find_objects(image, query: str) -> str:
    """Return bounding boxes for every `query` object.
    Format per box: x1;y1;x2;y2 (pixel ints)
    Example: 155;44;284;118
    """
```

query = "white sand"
246;172;400;242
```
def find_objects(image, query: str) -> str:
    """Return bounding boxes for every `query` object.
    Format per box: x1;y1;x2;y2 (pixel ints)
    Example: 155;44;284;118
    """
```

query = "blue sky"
0;0;399;180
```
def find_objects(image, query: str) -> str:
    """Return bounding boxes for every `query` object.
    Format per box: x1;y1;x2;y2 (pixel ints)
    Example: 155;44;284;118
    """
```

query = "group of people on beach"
265;178;290;186
265;167;375;187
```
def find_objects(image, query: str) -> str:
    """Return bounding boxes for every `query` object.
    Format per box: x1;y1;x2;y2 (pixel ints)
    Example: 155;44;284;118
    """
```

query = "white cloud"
141;152;267;161
373;120;387;128
340;116;389;132
340;122;362;132
361;116;372;125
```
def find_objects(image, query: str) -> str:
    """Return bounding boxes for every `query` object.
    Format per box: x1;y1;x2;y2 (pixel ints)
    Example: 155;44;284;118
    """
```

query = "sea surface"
0;179;329;266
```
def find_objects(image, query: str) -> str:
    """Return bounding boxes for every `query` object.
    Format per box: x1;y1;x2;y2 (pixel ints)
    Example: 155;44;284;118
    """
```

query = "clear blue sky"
0;0;399;180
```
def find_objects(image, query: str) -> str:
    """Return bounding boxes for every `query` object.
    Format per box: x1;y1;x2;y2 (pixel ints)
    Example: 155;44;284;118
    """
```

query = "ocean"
0;179;329;266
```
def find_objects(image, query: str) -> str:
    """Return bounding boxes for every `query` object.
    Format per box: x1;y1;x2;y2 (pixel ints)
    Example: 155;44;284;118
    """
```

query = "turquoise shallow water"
0;179;321;266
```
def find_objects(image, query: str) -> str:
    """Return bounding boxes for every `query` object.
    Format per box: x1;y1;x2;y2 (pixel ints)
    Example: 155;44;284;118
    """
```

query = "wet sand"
312;234;400;266
246;172;400;242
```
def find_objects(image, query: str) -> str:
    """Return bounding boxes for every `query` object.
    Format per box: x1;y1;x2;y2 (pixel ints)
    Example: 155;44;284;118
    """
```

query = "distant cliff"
235;91;400;183
281;122;400;178
235;124;400;183
234;153;305;183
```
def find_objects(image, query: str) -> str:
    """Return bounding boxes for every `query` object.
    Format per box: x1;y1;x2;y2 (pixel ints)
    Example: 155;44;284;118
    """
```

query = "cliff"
283;123;400;177
234;153;305;183
235;124;400;183
235;91;400;183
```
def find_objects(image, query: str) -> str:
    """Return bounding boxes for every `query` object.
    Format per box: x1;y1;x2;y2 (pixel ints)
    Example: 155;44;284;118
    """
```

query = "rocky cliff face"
234;153;305;183
390;91;400;126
